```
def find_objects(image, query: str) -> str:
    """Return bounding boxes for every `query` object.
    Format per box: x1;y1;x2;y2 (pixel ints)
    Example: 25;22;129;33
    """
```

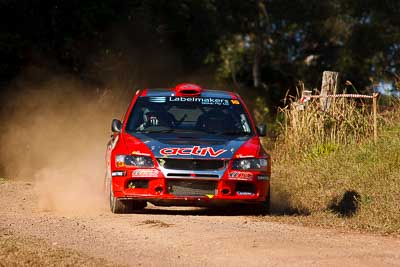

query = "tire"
109;190;147;214
110;190;127;213
255;187;271;215
130;200;147;211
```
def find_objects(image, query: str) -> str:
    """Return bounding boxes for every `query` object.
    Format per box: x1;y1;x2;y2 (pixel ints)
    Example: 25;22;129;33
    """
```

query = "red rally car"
105;83;271;214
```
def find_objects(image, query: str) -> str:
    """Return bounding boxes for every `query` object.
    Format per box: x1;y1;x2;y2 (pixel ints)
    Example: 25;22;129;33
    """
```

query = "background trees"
0;0;399;106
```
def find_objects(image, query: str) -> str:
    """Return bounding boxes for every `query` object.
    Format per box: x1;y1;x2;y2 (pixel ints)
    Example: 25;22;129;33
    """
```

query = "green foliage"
254;96;270;123
308;143;339;158
214;36;248;82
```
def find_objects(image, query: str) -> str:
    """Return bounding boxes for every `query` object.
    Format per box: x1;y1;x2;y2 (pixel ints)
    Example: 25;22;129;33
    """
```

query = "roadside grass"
268;97;400;235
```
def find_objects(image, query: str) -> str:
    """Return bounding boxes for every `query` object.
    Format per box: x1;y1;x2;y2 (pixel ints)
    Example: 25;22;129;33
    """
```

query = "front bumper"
111;171;270;206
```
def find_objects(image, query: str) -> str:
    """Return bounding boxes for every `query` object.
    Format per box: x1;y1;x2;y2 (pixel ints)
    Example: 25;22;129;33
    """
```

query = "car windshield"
125;96;253;136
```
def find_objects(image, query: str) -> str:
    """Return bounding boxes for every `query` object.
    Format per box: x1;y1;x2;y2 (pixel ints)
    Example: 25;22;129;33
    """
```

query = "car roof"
142;88;238;99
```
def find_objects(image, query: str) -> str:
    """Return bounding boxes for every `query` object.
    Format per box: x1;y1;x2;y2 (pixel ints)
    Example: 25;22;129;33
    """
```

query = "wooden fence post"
320;71;339;110
373;93;379;143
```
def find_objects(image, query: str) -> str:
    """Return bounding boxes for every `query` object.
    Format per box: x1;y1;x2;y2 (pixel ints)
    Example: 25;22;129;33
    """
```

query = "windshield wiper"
136;128;174;134
222;132;251;136
206;131;251;136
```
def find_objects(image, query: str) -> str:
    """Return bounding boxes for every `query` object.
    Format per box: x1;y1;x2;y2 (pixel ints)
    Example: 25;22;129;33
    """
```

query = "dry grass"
277;96;378;157
270;92;400;235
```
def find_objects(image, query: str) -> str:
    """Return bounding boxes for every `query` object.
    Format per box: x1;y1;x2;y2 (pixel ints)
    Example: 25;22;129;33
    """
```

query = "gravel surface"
1;181;399;266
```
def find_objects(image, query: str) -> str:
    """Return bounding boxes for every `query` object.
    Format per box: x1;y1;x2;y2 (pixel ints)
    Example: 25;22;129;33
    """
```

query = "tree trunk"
253;42;261;88
252;0;269;89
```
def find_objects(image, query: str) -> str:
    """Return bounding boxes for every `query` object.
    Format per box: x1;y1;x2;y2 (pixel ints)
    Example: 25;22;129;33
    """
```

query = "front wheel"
109;190;147;214
110;190;127;213
255;188;271;215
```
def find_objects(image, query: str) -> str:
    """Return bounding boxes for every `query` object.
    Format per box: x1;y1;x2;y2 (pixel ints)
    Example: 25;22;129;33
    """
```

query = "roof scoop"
174;83;202;96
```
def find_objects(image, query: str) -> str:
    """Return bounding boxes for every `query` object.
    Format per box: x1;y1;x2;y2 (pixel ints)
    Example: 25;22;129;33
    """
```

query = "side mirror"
256;124;267;137
111;119;122;133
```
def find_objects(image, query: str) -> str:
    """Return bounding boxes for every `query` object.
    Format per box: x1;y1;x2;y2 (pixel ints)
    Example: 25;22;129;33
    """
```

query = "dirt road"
1;180;399;267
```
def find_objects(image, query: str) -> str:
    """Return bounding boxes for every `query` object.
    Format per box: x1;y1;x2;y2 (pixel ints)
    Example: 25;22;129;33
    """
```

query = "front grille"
235;182;256;194
157;159;225;170
167;180;217;196
166;173;219;179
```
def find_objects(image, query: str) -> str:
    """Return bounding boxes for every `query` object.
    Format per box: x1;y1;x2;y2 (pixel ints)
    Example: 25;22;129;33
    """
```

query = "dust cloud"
0;67;128;214
0;31;221;214
270;189;310;216
0;17;219;214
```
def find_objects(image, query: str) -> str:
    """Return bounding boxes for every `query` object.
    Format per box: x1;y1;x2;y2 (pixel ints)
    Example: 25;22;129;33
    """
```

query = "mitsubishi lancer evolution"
105;83;271;214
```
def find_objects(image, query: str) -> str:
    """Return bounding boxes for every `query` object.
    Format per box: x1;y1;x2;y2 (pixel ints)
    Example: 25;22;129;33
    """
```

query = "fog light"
257;175;270;181
112;171;126;177
155;186;163;194
221;188;231;195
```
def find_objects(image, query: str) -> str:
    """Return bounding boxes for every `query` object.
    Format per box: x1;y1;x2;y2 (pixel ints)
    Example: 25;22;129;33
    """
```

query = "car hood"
124;132;256;159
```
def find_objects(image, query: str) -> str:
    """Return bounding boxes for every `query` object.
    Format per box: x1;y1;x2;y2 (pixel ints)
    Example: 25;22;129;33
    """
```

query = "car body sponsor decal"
132;169;159;177
228;171;254;180
149;96;230;105
159;146;227;157
234;154;254;158
237;191;255;196
131;150;151;156
149;96;167;103
167;96;230;106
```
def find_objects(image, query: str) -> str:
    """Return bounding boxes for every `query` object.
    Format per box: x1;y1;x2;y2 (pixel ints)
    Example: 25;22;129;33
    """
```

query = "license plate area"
167;180;217;196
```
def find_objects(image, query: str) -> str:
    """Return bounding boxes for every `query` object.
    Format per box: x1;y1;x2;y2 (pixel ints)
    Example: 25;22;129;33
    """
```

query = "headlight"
231;158;267;170
116;155;154;167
